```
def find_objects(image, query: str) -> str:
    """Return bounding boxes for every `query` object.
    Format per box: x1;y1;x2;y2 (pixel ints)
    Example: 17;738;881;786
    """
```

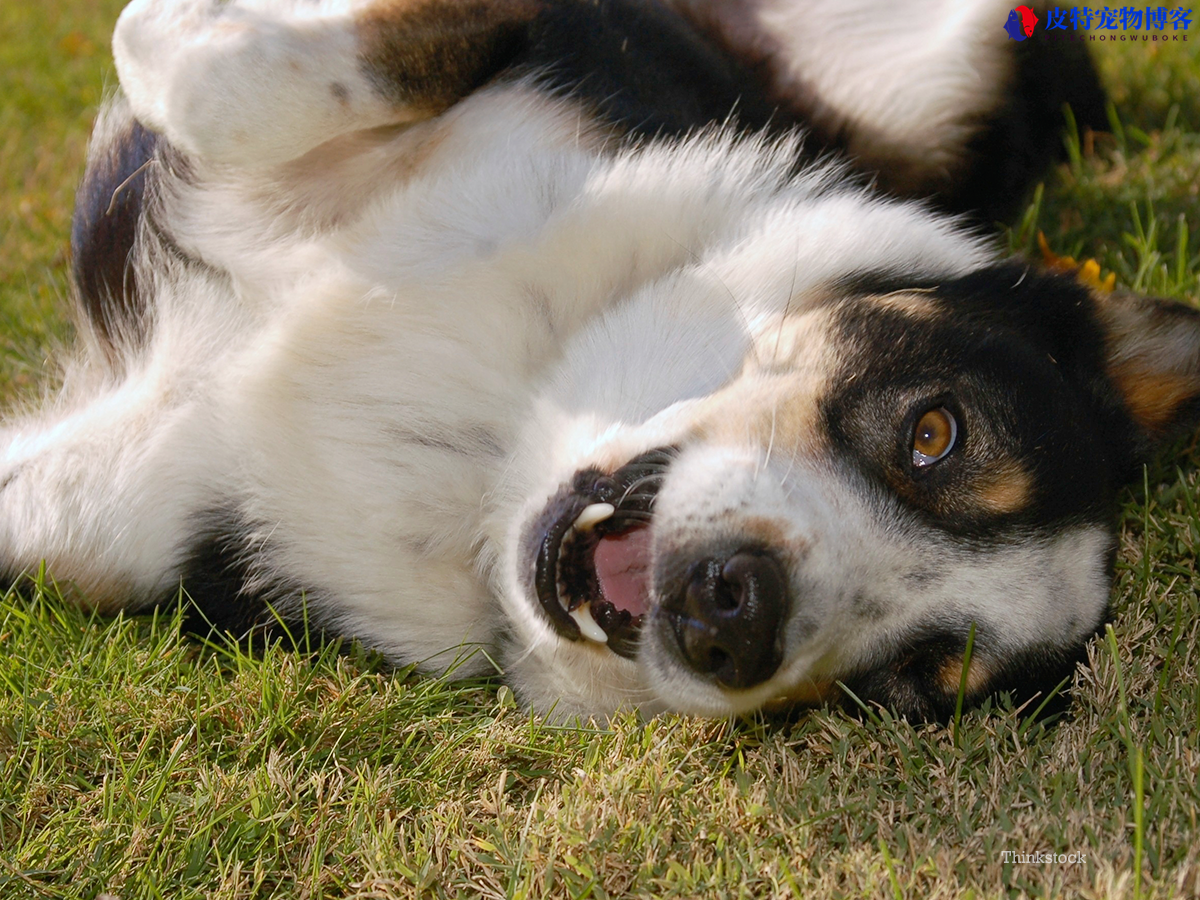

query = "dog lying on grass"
2;0;1198;721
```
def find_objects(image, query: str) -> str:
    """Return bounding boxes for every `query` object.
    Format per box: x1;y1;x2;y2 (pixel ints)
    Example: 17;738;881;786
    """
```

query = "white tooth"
573;502;615;531
557;581;569;611
570;604;609;644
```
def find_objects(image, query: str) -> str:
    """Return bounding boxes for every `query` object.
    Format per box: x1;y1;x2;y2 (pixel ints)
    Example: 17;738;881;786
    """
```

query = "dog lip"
528;446;676;653
533;492;590;640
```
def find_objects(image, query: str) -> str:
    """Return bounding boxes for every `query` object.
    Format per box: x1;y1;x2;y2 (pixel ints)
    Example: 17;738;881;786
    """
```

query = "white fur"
755;0;1014;174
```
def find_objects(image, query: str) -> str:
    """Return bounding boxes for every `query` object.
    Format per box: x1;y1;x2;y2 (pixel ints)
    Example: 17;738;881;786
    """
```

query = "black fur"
71;115;158;350
515;0;800;140
841;621;1093;723
176;509;316;646
944;34;1108;222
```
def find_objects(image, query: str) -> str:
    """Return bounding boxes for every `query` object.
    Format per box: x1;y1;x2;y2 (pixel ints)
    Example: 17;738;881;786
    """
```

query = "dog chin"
501;627;658;721
501;592;771;721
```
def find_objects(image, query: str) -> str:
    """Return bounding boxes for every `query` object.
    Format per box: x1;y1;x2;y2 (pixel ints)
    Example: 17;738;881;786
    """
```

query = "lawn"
2;3;1199;898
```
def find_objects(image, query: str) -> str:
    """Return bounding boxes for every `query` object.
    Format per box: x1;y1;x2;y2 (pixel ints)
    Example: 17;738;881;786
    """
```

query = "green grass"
2;3;1200;898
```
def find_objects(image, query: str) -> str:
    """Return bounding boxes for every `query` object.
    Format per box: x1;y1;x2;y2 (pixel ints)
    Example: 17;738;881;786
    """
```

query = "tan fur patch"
685;310;834;454
749;309;836;373
356;0;539;114
735;516;812;559
937;655;991;697
1109;362;1200;434
1094;289;1200;434
690;378;826;458
763;680;837;710
868;289;940;320
253;120;451;230
973;460;1033;515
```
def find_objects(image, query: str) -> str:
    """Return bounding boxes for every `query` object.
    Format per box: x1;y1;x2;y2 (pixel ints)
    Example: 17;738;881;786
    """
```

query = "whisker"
617;474;666;505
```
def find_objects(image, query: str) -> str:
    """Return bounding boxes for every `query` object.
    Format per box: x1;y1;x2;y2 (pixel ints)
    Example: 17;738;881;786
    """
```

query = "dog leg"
1;83;248;610
114;0;402;167
0;308;238;611
113;0;535;167
668;0;1105;218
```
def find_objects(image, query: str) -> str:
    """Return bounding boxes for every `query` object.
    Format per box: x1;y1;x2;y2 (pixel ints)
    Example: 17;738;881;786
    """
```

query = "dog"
2;0;1198;722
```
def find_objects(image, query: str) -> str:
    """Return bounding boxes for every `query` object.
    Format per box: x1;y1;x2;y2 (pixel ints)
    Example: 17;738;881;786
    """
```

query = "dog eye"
912;407;957;467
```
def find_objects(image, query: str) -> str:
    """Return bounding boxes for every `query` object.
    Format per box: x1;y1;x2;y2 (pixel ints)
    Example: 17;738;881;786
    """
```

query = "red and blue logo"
1004;6;1192;39
1004;5;1041;39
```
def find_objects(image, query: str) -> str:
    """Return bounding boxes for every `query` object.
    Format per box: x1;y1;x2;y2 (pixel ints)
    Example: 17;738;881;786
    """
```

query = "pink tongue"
593;529;653;618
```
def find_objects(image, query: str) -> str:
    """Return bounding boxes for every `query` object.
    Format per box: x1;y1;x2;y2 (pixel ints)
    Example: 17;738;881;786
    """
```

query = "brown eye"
912;407;957;467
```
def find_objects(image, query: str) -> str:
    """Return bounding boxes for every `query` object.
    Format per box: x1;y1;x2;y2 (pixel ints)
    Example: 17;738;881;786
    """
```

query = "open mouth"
528;447;676;658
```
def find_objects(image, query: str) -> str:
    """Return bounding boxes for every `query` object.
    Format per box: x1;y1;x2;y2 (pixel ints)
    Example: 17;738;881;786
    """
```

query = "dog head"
498;218;1200;720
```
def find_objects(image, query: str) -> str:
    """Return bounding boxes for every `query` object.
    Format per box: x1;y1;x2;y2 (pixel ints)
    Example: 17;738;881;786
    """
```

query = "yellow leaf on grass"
1037;231;1117;293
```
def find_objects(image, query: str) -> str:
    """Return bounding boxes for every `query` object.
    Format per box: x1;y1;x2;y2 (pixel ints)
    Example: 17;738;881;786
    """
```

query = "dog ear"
1094;289;1200;447
356;0;539;115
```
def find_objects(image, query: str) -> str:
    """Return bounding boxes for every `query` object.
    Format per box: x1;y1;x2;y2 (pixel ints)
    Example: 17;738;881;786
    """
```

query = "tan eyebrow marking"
973;460;1033;515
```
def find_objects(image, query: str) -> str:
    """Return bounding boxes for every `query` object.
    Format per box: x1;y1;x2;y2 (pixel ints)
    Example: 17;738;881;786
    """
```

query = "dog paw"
113;0;400;167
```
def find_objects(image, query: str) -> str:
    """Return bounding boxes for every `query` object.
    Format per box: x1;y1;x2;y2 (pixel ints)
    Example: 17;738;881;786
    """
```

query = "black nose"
663;549;788;690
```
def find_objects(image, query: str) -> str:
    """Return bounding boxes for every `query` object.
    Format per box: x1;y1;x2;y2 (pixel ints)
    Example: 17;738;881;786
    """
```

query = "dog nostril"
705;646;731;673
710;569;740;611
685;559;739;612
668;549;788;690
